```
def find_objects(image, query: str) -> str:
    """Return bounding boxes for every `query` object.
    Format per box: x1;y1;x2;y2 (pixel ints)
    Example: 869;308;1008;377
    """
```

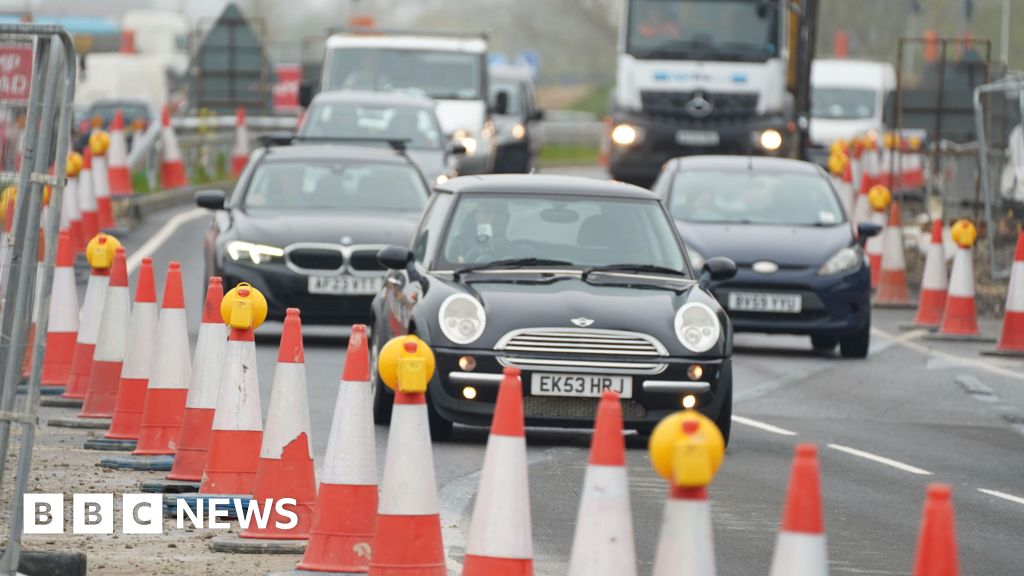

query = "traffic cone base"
769;533;828;575
914;289;947;328
463;556;533;575
368;514;445;575
240;433;316;539
41;332;77;386
165;408;214;481
876;269;911;304
78;360;122;419
62;343;95;399
940;296;978;336
133;388;188;455
297;484;378;572
994;235;1024;353
200;429;263;494
105;377;148;439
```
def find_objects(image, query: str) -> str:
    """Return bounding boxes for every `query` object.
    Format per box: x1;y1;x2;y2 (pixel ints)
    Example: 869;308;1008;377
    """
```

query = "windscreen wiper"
454;257;575;280
582;263;689;281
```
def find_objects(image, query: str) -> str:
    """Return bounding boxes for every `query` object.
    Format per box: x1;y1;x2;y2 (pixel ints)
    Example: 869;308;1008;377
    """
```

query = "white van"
319;31;494;174
809;59;896;147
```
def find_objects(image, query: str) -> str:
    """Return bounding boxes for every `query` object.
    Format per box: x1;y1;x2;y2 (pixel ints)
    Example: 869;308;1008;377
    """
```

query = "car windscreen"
300;101;444;149
327;48;482;100
669;169;846;226
438;193;686;271
627;0;779;62
89;103;150;126
242;160;427;213
811;87;877;120
489;78;524;116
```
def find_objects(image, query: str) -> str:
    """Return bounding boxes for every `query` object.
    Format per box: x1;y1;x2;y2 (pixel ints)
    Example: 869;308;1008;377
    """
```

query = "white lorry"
809;59;896;153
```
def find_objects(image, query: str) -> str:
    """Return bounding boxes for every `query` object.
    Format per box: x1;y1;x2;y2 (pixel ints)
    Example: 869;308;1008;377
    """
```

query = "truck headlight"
674;303;721;353
439;293;486;345
819;246;863;276
227;241;284;264
511;123;526;140
759;129;783;151
611;123;641;146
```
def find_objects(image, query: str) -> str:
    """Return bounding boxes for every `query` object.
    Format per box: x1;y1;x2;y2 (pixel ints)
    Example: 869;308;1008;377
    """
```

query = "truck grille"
641;90;759;125
287;248;344;271
523;396;647;419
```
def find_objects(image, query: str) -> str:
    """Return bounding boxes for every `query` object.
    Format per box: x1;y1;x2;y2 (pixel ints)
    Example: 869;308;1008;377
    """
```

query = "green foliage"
570;85;613;118
539;144;601;166
131;171;151;195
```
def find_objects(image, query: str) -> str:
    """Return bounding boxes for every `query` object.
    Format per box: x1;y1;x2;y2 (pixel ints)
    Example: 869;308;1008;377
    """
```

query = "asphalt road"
109;166;1024;575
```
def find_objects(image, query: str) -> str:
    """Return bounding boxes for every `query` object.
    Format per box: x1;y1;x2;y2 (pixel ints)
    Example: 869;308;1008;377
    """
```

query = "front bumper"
425;348;731;430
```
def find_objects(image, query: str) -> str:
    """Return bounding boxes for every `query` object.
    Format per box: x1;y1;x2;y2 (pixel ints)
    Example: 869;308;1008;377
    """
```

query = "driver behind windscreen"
455;201;511;263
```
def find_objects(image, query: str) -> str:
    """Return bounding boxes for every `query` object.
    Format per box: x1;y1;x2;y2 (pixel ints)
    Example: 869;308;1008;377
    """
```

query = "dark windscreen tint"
327;48;482;100
627;0;779;62
243;160;427;212
300;101;443;149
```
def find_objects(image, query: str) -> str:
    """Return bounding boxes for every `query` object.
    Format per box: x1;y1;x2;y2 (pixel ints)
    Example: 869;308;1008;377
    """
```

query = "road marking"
126;208;208;274
978;488;1024;506
827;443;932;475
872;327;1024;382
731;415;798;436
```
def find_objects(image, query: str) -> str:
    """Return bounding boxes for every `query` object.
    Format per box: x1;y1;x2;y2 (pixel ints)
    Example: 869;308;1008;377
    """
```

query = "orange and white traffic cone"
768;444;827;576
133;262;192;454
105;257;158;440
865;186;890;289
369;337;445;576
935;221;985;339
21;231;46;381
166;276;226;481
463;367;532;575
910;220;948;329
568;391;637;576
200;283;265;495
40;230;78;387
90;130;115;229
231;106;250;178
61;151;84;255
78;149;99;245
62;234;120;400
875;202;913;307
240;308;316;539
298;324;378;572
159;105;188;189
986;232;1024;356
107;109;132;196
79;247;131;419
912;484;959;576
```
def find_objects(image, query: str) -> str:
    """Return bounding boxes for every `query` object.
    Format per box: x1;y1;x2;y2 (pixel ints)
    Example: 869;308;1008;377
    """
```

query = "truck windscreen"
627;0;780;62
326;48;483;100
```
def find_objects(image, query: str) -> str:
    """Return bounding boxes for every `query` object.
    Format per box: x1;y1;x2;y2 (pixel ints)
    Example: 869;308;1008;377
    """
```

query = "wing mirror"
857;222;882;245
448;142;468;155
492;90;509;115
378;245;413;270
700;257;737;286
194;189;226;210
528;108;545;122
298;81;313;108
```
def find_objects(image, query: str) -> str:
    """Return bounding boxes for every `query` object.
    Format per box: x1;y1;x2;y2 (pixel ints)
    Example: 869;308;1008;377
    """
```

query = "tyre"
811;334;838;351
370;329;393;425
714;386;732;448
840;319;871;359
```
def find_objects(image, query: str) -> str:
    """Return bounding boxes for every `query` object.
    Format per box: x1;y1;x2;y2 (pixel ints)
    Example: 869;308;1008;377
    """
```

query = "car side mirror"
492;91;509;116
298;81;313;108
528;108;545;121
378;245;414;270
857;222;882;244
700;257;737;286
448;142;467;155
194;189;225;210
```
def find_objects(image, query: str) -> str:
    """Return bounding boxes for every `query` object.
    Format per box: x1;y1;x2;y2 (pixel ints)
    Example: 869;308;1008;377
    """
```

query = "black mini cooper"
371;174;737;441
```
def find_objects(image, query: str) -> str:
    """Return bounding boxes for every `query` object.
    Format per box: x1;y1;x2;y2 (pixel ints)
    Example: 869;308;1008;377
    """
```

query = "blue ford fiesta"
652;156;880;358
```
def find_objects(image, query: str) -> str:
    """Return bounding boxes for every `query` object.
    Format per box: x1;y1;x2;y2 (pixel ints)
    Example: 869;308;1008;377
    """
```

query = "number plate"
530;373;633;399
675;130;720;147
727;291;802;313
308;275;383;296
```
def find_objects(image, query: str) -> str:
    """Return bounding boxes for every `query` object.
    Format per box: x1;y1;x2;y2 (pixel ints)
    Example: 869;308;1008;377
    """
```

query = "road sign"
273;64;301;111
515;50;541;76
0;45;32;101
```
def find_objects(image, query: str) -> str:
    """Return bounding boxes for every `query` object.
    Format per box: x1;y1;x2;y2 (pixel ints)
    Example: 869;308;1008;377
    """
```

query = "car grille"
640;90;759;125
349;249;385;272
523;396;647;419
496;328;666;357
287;248;344;271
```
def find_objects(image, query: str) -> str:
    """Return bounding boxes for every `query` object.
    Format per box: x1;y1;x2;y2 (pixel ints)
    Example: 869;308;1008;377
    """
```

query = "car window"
811;87;877;120
243;160;427;212
326;48;482;100
412;192;453;265
301;101;443;149
438;193;685;270
669;169;845;226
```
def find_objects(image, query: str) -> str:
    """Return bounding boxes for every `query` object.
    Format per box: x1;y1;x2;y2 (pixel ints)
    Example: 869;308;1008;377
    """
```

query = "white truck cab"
809;59;896;151
320;32;494;174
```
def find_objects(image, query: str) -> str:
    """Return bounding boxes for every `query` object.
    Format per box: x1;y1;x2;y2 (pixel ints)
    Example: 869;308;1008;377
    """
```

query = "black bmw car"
195;141;429;324
371;174;737;441
652;156;880;357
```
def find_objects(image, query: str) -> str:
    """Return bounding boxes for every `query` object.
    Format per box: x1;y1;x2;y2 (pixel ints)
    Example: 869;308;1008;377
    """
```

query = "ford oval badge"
752;261;779;274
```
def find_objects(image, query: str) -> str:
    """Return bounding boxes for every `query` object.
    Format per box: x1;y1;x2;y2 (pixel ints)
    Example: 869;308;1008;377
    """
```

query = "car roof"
325;33;486;54
310;90;436;109
437;174;657;199
260;142;412;165
670;155;825;176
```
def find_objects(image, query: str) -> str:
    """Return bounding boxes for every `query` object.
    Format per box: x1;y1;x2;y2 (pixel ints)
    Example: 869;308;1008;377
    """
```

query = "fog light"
687;364;703;380
682;394;697;409
458;355;477;371
462;386;478;400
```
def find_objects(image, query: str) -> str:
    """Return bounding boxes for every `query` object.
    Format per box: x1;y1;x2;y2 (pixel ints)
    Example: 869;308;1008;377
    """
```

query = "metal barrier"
0;24;76;575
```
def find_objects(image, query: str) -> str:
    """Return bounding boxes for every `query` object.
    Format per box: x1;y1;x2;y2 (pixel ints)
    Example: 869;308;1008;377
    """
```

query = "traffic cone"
200;283;265;495
107;110;133;196
166;276;226;480
79;149;99;245
40;230;78;387
61;152;84;255
90;130;115;229
768;444;827;576
938;249;980;337
911;220;948;328
369;338;445;576
989;232;1024;355
63;234;118;400
866;209;887;289
231;106;250;178
240;308;316;539
463;367;532;575
912;484;959;576
875;202;913;306
567;391;637;576
298;324;378;572
133;262;192;455
21;231;46;380
106;257;158;440
79;247;131;418
160;105;188;189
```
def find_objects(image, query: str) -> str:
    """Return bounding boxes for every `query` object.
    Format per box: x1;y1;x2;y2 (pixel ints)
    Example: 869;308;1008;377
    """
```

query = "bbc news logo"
24;494;299;534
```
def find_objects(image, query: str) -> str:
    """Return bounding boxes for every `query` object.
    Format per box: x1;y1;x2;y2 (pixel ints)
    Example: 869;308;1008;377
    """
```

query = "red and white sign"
0;46;33;101
273;64;301;112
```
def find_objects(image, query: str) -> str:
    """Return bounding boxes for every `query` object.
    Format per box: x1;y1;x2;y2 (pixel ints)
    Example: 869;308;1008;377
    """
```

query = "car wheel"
370;329;393;425
811;335;838;351
714;386;732;448
840;319;871;359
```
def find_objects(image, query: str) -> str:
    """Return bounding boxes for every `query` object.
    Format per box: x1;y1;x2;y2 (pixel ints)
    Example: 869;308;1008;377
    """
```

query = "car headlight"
227;241;284;264
686;245;706;271
674;302;721;353
818;246;863;276
454;130;479;156
611;123;641;146
439;293;486;345
435;173;449;186
759;129;783;151
511;123;526;140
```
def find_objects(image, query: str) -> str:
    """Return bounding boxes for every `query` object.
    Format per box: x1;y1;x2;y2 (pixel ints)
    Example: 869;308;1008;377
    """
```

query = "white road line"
827;443;932;475
126;208;208;274
978;488;1024;506
872;327;1024;382
731;415;798;436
